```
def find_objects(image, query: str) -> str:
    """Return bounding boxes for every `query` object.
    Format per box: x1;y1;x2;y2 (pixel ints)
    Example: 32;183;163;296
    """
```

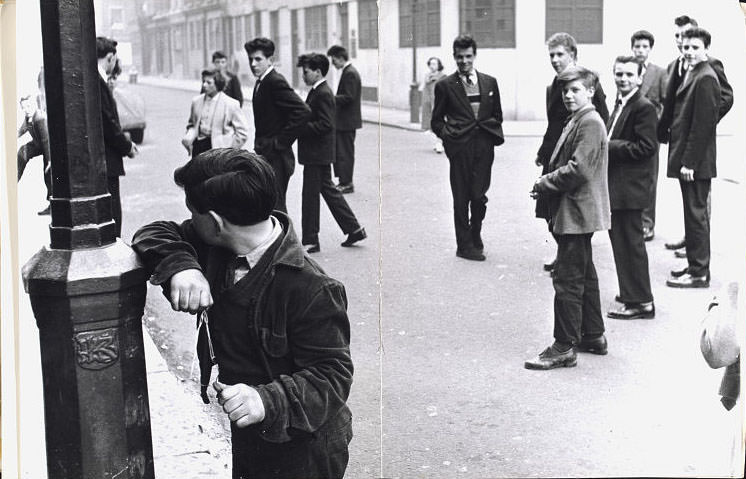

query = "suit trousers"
609;209;653;304
444;131;494;250
642;149;661;231
262;148;294;214
301;164;360;245
107;175;122;238
680;179;711;277
334;130;356;185
17;141;51;199
552;233;605;345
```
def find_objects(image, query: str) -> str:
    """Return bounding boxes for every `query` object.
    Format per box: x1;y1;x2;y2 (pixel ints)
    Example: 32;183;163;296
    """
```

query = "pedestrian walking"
630;30;667;242
296;53;367;253
131;148;354;479
327;45;362;194
526;66;610;370
17;94;51;215
606;56;658;320
535;32;609;272
246;37;311;213
97;36;138;237
420;56;446;154
182;69;249;159
431;35;504;261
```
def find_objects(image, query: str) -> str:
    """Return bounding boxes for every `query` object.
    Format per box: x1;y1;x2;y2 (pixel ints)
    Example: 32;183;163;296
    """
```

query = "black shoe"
614;294;622;303
472;235;484;252
674;249;687;258
37;205;51;215
341;227;366;247
670;267;689;278
607;302;655;320
456;247;486;261
666;273;710;288
643;228;654;241
576;335;608;355
304;243;320;254
336;183;354;194
543;258;556;272
524;345;577;370
665;238;686;250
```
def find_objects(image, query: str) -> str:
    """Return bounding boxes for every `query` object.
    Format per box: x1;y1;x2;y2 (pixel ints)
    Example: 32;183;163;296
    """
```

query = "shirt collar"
460;69;477;83
616;88;638;108
312;78;326;90
259;65;274;82
98;64;109;82
239;216;282;269
570;103;594;120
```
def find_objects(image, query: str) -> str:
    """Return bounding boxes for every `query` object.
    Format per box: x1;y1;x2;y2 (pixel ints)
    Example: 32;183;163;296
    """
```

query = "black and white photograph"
1;0;745;477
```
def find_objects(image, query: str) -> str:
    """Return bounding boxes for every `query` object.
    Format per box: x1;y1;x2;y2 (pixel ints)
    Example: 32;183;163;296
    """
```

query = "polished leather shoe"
341;227;366;247
643;227;654;241
674;249;687;258
666;273;710;288
543;258;556;272
37;205;51;215
524;345;577;370
336;183;354;194
670;267;689;278
304;243;320;254
607;302;655;320
614;294;622;303
576;335;608;355
665;238;686;250
456;247;486;261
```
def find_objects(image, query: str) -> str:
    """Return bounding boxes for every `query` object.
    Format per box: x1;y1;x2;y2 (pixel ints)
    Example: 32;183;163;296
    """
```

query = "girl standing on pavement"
420;56;445;153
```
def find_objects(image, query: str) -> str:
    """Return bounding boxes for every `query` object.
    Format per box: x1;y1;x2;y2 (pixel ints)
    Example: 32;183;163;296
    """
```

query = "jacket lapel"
610;90;640;138
449;72;472;113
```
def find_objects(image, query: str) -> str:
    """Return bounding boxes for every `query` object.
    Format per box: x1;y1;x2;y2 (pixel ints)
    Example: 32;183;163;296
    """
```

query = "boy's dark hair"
557;65;597;90
630;30;655;48
212;50;227;62
427;56;444;71
614;55;644;75
452;35;477;55
326;45;349;61
174;148;277;226
682;27;711;48
297;53;330;76
546;32;578;60
245;37;275;58
201;69;226;92
674;15;698;27
96;36;118;59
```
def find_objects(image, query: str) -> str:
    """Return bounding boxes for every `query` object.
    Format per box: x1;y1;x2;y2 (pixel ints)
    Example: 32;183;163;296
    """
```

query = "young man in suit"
296;53;366;253
526;66;610;370
182;70;249;158
630;30;667;242
606;56;658;319
96;36;138;238
657;15;733;254
431;35;504;261
245;37;311;213
535;33;609;271
212;51;243;107
327;45;362;194
664;28;721;289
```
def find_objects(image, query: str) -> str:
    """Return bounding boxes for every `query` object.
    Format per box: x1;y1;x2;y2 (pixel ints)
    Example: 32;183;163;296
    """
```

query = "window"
338;3;350;53
545;0;603;43
270;10;280;61
255;13;262;38
358;0;378;49
459;0;515;48
110;7;124;30
399;0;440;47
305;6;328;50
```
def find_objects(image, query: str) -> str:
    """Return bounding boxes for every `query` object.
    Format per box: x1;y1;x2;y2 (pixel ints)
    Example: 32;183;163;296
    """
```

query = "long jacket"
132;212;353;444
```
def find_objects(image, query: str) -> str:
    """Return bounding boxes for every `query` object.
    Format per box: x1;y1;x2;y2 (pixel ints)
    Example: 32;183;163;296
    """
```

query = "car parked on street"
113;85;146;144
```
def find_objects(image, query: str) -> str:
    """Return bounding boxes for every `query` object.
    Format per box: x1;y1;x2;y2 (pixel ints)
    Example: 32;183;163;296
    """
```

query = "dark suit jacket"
534;106;610;235
431;71;504;146
658;56;733;142
607;90;659;210
335;64;362;131
666;61;720;180
297;81;336;166
638;62;667;118
536;75;609;167
252;69;311;174
99;76;133;177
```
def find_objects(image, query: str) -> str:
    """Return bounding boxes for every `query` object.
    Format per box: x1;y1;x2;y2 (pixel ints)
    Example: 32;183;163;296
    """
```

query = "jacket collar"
269;211;306;269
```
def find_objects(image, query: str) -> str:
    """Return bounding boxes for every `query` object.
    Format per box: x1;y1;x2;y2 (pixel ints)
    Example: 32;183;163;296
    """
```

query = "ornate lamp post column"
21;1;154;477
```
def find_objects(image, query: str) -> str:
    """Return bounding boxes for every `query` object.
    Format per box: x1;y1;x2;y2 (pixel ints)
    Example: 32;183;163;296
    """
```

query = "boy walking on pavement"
296;53;367;253
526;66;611;370
132;149;353;478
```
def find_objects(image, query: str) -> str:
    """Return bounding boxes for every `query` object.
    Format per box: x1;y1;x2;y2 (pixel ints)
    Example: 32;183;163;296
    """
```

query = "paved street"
16;81;744;477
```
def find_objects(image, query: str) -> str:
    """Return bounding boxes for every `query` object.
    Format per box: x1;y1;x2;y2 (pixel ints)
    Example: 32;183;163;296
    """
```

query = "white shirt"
460;69;478;86
231;216;283;283
312;78;326;90
98;64;109;83
608;87;639;137
259;65;274;82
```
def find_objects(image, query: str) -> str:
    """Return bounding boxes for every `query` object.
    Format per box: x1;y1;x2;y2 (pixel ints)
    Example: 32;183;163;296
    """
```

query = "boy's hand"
679;166;695;182
169;269;213;313
213;381;266;428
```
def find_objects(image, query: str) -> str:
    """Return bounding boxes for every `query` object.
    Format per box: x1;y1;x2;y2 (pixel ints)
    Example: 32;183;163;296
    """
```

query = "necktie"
465;74;473;86
224;256;249;289
252;79;261;100
607;98;622;133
